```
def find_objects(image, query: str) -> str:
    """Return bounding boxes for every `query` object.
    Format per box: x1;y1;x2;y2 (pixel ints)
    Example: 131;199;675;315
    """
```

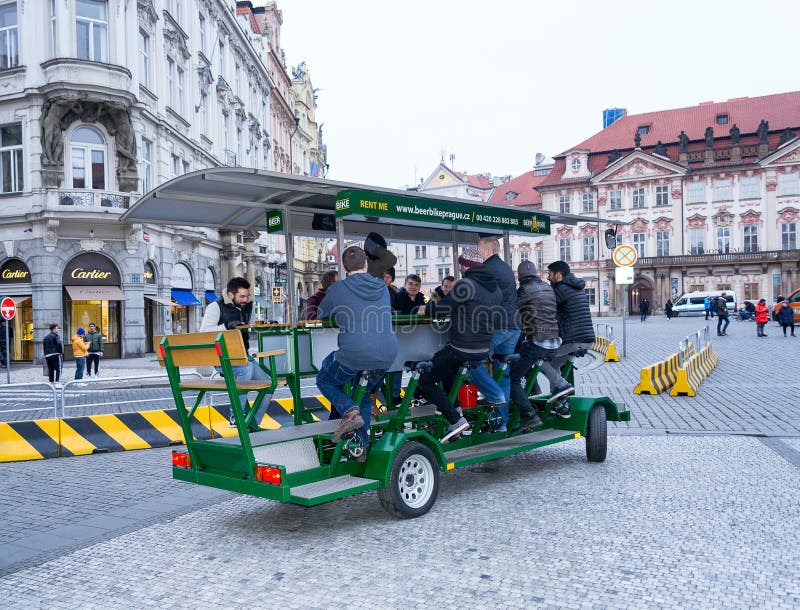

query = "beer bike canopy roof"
121;168;623;241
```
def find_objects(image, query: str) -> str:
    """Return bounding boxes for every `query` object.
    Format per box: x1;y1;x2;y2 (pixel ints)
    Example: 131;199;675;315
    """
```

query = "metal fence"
594;323;614;342
678;326;711;366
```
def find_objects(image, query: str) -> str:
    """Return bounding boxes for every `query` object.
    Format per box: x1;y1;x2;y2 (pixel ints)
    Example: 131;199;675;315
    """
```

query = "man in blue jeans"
200;276;271;428
316;246;397;452
466;237;521;432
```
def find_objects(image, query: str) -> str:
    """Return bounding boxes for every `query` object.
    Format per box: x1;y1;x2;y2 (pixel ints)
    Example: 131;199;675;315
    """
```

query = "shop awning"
144;294;174;306
204;291;218;303
171;289;202;306
254;296;269;307
65;285;127;301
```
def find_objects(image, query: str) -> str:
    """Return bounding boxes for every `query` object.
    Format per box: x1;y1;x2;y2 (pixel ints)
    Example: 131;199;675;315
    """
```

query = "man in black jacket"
421;259;505;442
543;261;595;418
394;274;426;315
467;236;521;432
510;261;574;428
200;276;270;428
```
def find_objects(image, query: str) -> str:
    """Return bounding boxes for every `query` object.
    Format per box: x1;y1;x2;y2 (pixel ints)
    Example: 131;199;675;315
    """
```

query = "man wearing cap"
511;261;572;428
544;261;594;418
420;247;505;442
467;236;521;432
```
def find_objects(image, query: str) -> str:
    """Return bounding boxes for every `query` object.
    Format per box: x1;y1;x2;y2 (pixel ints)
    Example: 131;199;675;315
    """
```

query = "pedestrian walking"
704;296;713;320
716;292;730;336
43;323;63;386
71;327;89;379
777;298;796;337
85;323;103;377
664;298;673;320
755;299;769;337
639;298;650;322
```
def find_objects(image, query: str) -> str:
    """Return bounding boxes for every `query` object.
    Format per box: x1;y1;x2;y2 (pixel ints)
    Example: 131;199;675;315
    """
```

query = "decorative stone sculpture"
704;127;714;148
634;132;641;148
757;120;769;144
729;124;740;145
678;131;689;152
654;140;667;156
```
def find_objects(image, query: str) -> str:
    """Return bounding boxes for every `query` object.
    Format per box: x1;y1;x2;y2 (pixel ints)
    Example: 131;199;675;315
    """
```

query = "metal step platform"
211;419;339;446
444;428;578;467
289;475;380;505
252;438;319;474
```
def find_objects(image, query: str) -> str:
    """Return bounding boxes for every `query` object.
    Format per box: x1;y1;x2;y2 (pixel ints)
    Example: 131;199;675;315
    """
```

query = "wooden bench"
157;330;286;434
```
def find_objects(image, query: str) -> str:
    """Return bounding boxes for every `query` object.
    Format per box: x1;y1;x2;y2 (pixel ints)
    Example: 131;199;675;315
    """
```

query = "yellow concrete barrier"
670;343;719;397
634;351;682;395
592;336;621;362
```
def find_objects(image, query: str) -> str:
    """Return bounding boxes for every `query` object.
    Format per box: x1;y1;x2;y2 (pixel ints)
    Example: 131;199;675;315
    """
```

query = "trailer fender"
364;430;445;486
550;396;628;436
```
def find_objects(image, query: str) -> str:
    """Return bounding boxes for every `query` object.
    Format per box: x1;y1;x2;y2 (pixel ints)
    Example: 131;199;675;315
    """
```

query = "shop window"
743;283;759;301
70;126;106;190
689;284;705;292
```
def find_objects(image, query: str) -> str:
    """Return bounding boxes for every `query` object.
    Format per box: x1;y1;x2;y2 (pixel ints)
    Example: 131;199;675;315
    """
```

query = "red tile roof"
455;171;493;190
236;3;262;34
570;91;800;154
488;171;546;206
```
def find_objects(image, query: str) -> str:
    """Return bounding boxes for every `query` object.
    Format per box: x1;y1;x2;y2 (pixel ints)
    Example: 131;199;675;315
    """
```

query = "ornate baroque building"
0;0;300;362
534;92;800;314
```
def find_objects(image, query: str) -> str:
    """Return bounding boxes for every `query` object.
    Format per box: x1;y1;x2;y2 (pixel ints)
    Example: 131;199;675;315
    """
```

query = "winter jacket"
482;254;520;330
429;265;503;352
551;273;595;344
71;334;89;358
424;286;446;317
517;275;559;342
43;332;63;357
304;289;327;320
84;330;103;353
717;296;729;317
394;288;426;315
200;297;254;351
755;303;770;324
317;272;397;371
778;301;795;324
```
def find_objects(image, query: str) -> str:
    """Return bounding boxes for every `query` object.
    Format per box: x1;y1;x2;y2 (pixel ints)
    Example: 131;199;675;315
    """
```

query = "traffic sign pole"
622;286;627;358
0;296;15;383
4;320;8;384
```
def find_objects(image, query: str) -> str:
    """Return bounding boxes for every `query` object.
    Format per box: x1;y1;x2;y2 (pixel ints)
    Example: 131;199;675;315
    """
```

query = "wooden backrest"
156;330;249;368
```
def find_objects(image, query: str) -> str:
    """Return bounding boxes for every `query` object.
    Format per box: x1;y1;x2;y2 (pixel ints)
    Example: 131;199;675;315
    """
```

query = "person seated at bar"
316;246;397;454
303;270;338;320
394;274;426;315
420;251;505;442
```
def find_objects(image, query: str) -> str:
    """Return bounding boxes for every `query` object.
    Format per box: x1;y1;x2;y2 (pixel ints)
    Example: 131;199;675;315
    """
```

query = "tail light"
254;465;282;485
172;451;191;468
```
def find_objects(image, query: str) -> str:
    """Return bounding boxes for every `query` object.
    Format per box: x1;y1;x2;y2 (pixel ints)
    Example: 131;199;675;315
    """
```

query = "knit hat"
517;260;537;278
458;246;483;269
76;327;85;335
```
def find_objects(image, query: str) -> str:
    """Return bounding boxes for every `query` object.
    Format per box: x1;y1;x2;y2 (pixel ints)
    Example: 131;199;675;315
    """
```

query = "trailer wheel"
585;404;607;463
378;442;439;518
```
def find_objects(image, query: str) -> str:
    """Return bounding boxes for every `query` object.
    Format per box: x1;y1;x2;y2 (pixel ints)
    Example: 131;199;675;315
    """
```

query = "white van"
671;291;737;317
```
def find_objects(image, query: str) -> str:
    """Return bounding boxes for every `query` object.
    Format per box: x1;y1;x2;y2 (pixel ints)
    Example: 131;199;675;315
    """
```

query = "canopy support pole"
335;216;345;279
285;209;296;325
451;232;460;280
503;231;512;264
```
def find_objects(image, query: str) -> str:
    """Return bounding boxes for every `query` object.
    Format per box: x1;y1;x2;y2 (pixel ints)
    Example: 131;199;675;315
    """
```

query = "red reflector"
254;465;282;485
215;342;222;357
172;451;191;468
159;344;166;360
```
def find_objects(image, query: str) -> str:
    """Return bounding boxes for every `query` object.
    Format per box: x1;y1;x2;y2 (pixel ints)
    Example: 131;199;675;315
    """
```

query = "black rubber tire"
378;441;439;518
585;404;607;463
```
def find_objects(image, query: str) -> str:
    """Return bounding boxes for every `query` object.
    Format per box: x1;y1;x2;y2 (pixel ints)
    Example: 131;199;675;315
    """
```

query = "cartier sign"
62;253;121;286
0;259;31;284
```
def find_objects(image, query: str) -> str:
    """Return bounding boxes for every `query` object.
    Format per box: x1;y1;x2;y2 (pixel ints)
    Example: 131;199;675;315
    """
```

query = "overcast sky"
279;0;799;189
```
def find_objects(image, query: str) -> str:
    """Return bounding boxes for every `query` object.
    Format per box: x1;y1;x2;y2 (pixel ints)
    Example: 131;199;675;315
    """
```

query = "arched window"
70;126;106;190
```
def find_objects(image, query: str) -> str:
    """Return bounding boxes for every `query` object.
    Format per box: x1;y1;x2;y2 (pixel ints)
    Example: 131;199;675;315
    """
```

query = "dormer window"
505;191;518;201
637;125;650;135
570;158;581;171
716;114;729;125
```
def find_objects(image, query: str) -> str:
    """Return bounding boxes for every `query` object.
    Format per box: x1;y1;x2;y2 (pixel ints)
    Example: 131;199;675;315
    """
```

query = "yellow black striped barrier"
592;336;620;362
670;343;719;397
633;351;681;395
0;396;330;463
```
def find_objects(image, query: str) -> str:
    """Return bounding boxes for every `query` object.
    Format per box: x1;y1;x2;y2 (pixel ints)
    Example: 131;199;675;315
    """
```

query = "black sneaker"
516;411;543;431
550;401;571;419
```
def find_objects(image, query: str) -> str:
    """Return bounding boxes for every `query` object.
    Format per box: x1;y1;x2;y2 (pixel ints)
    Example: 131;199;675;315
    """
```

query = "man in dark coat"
542;261;595;418
394;274;426;315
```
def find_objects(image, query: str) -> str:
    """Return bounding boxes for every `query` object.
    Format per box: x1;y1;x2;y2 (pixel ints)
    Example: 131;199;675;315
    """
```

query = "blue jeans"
467;329;520;427
74;356;86;380
228;359;271;426
315;352;385;448
717;316;730;335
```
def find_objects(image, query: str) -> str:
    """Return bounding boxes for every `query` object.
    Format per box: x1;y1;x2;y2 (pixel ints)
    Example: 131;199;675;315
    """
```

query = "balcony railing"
223;149;237;167
602;249;797;268
58;189;130;209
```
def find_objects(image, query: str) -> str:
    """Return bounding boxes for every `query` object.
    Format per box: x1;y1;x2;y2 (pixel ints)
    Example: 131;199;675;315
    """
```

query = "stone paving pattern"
0;315;798;606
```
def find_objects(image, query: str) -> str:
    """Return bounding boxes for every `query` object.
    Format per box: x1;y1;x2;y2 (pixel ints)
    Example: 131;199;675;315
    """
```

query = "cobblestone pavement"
1;435;798;608
0;316;798;606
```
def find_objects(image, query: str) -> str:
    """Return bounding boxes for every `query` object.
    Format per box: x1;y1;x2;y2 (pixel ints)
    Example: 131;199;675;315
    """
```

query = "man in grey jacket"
510;261;573;429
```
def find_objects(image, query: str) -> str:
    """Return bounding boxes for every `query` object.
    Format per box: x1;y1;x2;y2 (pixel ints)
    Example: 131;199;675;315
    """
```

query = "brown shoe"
332;407;365;442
